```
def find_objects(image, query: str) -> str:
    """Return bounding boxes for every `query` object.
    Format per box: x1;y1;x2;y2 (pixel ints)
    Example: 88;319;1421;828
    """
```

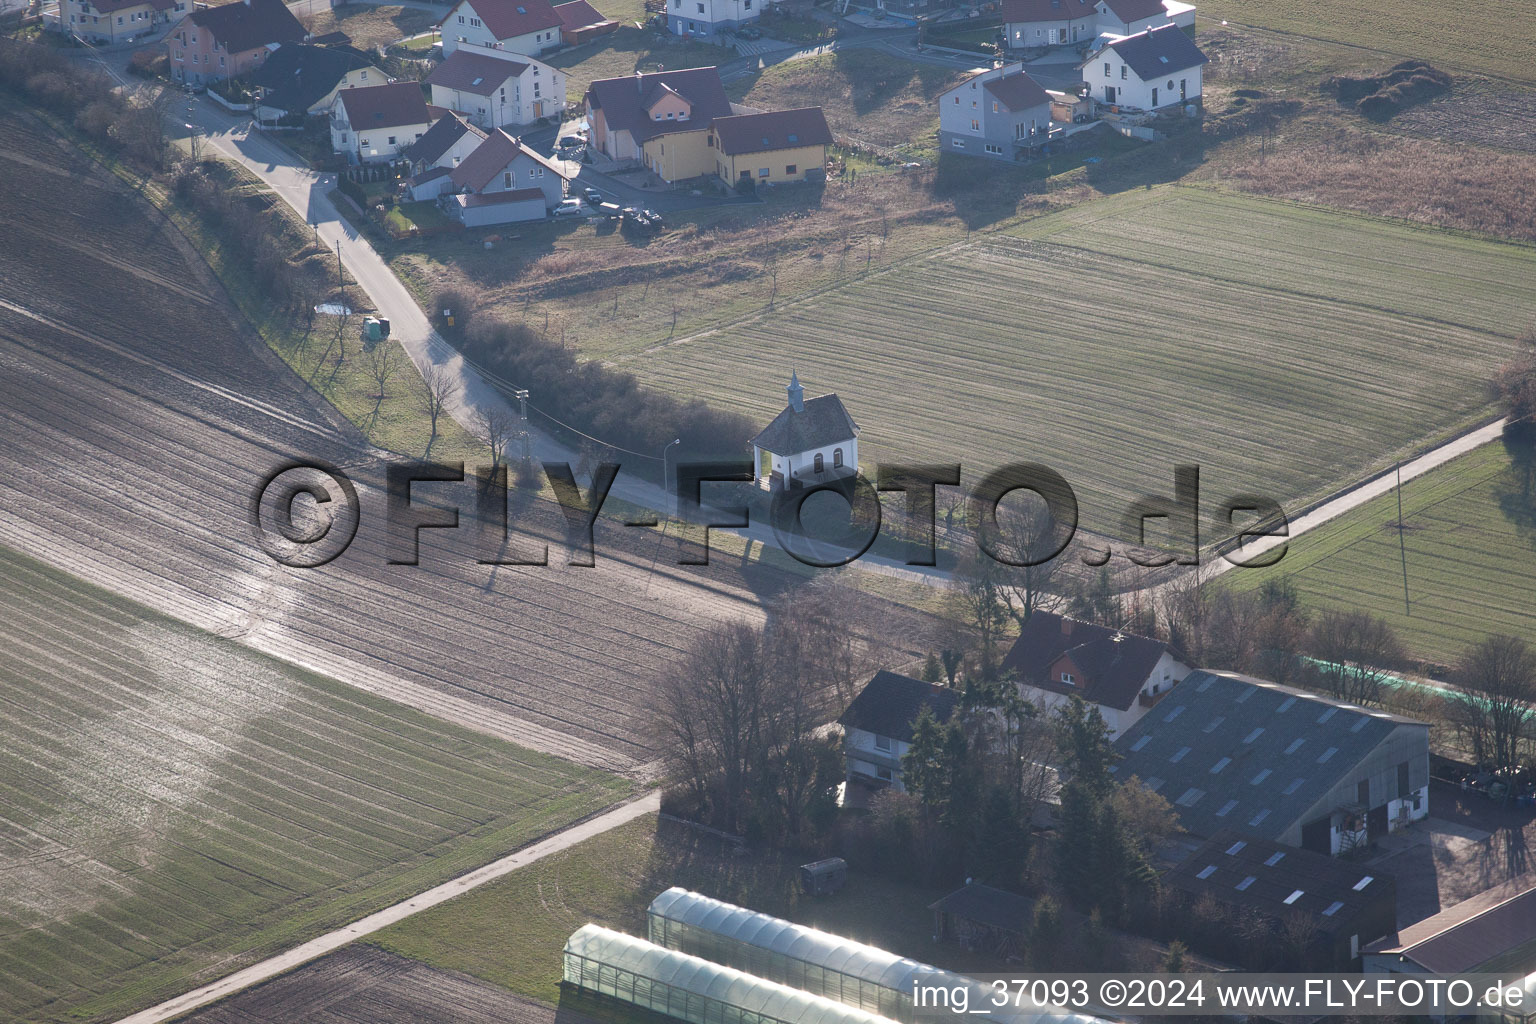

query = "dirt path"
112;791;662;1024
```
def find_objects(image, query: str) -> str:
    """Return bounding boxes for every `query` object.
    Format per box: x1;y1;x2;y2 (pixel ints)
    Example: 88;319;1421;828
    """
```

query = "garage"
452;188;546;227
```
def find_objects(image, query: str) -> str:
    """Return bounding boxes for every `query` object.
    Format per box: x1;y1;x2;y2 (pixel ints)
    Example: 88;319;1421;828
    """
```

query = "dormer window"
1061;672;1074;685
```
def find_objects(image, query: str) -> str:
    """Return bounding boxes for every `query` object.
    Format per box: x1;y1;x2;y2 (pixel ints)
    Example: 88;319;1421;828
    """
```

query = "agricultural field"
0;545;629;1024
1195;0;1536;83
1229;441;1536;670
297;4;438;50
609;186;1536;541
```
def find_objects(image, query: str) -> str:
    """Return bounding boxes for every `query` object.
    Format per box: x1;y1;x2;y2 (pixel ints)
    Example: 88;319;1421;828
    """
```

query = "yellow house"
641;128;715;184
708;107;832;187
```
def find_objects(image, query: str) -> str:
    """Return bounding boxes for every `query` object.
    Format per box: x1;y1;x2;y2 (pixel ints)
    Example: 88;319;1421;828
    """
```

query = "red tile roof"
710;106;832;155
186;0;305;55
92;0;174;16
585;67;731;145
982;70;1051;111
426;48;530;95
336;82;433;132
553;0;611;30
1100;0;1170;23
445;0;562;40
1001;611;1178;711
1000;0;1093;24
450;128;569;191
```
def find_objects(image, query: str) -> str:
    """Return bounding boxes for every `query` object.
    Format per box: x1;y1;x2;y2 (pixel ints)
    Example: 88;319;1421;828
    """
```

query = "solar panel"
1353;876;1374;891
1176;788;1204;806
1277;696;1297;712
1251;768;1272;784
1235;875;1256;891
1165;705;1185;721
1283;777;1306;795
1318;707;1338;723
1243;727;1264;744
1225;840;1247;855
1249;808;1270;826
1196;864;1217;879
1317;746;1338;763
1170;746;1191;763
1350;717;1370;733
1264;851;1285;866
1235;686;1255;703
1210;757;1231;774
1130;735;1151;751
1203;716;1225;733
1323;900;1344;916
1197;675;1216;692
1284;738;1305;754
1216;799;1238;817
1144;776;1164;791
1284;889;1304;905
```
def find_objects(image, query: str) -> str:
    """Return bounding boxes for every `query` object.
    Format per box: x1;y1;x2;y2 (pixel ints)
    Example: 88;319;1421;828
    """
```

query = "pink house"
167;0;306;86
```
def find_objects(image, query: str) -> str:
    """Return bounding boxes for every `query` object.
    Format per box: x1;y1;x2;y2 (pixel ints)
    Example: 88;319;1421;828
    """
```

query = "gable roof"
403;110;486;165
1001;0;1093;23
91;0;174;16
750;391;857;454
983;70;1051;112
447;0;562;39
1367;875;1536;973
449;128;569;191
1002;611;1176;711
336;81;433;131
249;43;377;114
585;67;732;145
187;0;305;55
426;47;531;95
1166;830;1395;928
710;107;832;156
839;671;961;744
553;0;611;29
1110;671;1428;842
1097;0;1170;23
928;883;1037;933
1101;22;1208;78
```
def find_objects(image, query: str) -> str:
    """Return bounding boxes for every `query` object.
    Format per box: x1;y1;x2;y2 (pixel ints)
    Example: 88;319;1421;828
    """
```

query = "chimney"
786;370;803;413
1061;617;1073;637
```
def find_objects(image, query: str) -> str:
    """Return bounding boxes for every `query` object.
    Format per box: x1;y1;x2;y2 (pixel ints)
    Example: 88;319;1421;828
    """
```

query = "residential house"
708;107;831;186
1364;875;1536;978
249;43;383;121
330;81;437;163
439;0;563;57
166;0;306;86
65;0;179;45
1083;22;1207;109
999;611;1190;737
426;46;564;130
584;67;733;182
929;882;1038;952
1093;0;1194;38
1165;830;1398;970
1111;670;1431;855
749;372;858;491
839;670;960;793
402;112;487;199
553;0;617;44
1000;0;1096;51
664;0;759;38
937;63;1053;160
446;127;572;225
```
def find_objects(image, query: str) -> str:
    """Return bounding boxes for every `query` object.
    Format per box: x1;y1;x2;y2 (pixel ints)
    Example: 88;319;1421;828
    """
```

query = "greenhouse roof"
564;925;902;1024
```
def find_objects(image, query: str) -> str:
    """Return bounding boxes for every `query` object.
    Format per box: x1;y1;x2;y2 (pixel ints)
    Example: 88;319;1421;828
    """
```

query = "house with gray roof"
839;670;961;792
1364;873;1536;977
425;46;563;130
937;63;1054;160
1111;670;1429;856
1083;22;1207;110
749;372;858;491
249;44;383;121
1092;0;1194;38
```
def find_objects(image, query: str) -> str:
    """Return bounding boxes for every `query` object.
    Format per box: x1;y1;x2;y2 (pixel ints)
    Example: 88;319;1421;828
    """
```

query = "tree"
417;363;462;454
1163;940;1187;973
921;651;943;683
1493;331;1536;424
940;648;963;687
478;405;517;471
362;338;400;409
952;550;1012;680
989;491;1069;627
1054;696;1117;797
1307;610;1404;706
1067;567;1124;627
1451;634;1536;772
1110;776;1183;856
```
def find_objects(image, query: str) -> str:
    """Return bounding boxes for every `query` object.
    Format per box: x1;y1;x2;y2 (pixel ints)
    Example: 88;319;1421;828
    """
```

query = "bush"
1326;60;1451;121
336;175;368;209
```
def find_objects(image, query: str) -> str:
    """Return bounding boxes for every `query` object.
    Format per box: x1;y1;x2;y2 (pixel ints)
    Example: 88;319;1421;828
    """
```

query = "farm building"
1092;0;1195;38
838;670;957;793
1164;830;1398;970
1364;874;1536;977
1082;23;1207;110
645;888;1107;1024
585;67;733;178
426;47;565;130
554;0;618;43
329;82;438;163
750;372;858;491
563;925;903;1024
440;0;564;56
1000;611;1190;737
708;107;832;186
937;63;1053;160
1110;670;1431;855
165;0;305;86
250;44;384;121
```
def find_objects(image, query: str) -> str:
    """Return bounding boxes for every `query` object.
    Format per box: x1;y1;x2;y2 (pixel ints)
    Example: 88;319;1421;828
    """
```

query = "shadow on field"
1497;423;1536;550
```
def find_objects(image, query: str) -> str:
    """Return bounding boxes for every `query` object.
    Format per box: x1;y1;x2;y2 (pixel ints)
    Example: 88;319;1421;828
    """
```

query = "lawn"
1195;0;1536;83
1228;441;1536;670
298;3;439;50
548;26;736;98
0;546;630;1024
368;815;954;1006
609;186;1536;541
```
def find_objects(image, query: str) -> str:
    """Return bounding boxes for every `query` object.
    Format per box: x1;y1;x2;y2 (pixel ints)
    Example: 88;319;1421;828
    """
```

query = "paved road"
111;791;662;1024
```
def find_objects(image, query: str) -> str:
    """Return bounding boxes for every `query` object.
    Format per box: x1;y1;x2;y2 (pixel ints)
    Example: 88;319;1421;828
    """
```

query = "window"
219;55;225;66
758;166;769;177
360;137;369;147
813;453;824;472
876;766;893;781
1397;761;1411;798
470;16;479;25
1167;79;1175;89
1104;62;1111;76
984;143;1002;154
360;70;368;80
1060;671;1074;685
1357;779;1370;805
387;135;396;145
991;101;998;113
457;14;464;21
831;447;842;467
951;138;964;148
1121;65;1128;79
116;15;122;23
504;171;513;187
970;118;979;131
874;734;891;751
697;2;704;11
953;96;959;104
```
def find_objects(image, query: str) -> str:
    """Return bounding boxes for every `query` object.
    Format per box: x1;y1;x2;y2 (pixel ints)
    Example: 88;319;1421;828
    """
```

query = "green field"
1230;442;1536;669
0;546;629;1024
1197;0;1536;82
612;187;1536;540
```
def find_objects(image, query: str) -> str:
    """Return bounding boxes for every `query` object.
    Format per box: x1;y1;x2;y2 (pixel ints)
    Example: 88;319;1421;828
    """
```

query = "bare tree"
1493;331;1536;424
1450;634;1536;771
417;363;462;454
362;339;400;409
990;490;1069;627
951;549;1012;680
478;404;517;470
1306;610;1404;707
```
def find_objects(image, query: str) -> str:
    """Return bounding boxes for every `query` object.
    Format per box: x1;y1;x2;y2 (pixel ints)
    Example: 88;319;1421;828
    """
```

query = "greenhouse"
562;924;904;1024
646;888;1107;1024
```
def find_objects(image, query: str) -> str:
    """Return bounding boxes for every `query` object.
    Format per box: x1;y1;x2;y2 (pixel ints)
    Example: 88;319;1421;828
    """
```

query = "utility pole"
513;389;530;460
336;240;344;305
1396;460;1410;617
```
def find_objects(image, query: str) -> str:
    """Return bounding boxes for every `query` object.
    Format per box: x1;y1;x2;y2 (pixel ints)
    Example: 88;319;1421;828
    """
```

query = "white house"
329;82;437;163
1084;22;1207;109
440;0;563;56
1093;0;1194;38
426;46;564;129
1000;0;1097;51
1000;611;1191;738
402;112;488;199
839;671;961;792
665;0;759;38
444;127;573;225
749;372;858;491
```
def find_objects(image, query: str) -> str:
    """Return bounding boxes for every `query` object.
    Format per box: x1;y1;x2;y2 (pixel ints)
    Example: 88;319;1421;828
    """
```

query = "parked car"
553;198;585;217
640;208;664;228
736;24;761;39
583;186;604;204
559;135;584;149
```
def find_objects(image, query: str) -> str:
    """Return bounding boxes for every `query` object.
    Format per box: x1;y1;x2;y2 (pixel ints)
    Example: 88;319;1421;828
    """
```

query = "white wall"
754;438;858;489
846;726;909;791
432;60;564;128
1087;44;1201;109
331;99;433;162
442;0;561;55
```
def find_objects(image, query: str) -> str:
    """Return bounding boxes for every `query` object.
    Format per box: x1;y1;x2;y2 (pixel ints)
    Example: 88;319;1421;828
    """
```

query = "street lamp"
661;437;680;515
